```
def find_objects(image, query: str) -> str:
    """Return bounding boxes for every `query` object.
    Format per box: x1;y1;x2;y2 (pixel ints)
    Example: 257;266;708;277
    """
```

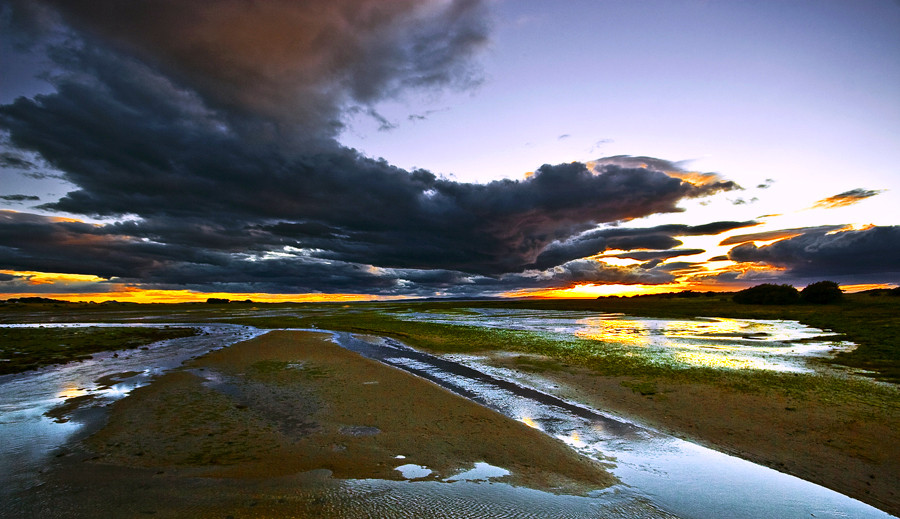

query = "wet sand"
10;331;619;518
489;353;900;517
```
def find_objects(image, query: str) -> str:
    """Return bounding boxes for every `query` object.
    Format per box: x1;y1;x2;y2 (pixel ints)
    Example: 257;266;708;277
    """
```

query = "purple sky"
1;0;898;300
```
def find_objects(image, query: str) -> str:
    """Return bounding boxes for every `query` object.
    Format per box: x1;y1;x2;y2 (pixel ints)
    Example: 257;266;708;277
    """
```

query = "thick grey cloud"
728;226;900;278
0;47;738;277
0;0;744;296
9;0;489;143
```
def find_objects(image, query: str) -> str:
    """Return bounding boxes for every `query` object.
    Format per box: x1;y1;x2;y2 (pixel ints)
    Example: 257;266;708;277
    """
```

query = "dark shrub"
732;284;800;305
800;281;843;304
206;297;230;304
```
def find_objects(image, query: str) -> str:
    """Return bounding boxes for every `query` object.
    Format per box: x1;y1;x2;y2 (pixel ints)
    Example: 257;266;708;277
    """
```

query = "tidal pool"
390;308;857;373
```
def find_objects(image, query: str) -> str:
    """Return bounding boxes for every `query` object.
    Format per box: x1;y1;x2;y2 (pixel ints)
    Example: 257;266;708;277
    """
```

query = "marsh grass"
280;305;898;409
0;326;198;375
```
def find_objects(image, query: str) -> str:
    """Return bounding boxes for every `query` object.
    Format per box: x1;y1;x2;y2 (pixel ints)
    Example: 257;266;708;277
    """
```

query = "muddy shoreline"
483;352;900;516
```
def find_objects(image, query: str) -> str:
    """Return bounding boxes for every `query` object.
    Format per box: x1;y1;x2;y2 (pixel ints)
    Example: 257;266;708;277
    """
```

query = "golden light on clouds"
719;229;806;246
1;270;107;285
811;189;885;209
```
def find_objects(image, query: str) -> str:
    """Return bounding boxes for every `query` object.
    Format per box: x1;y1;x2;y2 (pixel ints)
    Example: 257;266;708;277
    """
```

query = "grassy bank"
0;326;198;375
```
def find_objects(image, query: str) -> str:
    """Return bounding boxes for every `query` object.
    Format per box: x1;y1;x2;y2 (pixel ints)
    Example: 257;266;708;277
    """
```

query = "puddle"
395;463;433;479
446;462;511;482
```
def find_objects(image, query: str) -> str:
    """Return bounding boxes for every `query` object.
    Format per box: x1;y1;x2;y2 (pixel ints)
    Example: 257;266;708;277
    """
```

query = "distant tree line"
732;281;844;305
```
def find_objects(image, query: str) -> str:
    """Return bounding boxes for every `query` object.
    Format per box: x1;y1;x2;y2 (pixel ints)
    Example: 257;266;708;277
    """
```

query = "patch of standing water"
390;308;857;373
446;462;511;482
395;464;433;479
395;461;509;482
0;322;265;497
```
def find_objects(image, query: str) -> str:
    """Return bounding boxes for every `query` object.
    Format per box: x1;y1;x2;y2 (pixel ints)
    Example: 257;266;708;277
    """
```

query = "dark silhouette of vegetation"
206;297;231;304
800;281;843;304
732;284;800;305
3;297;71;304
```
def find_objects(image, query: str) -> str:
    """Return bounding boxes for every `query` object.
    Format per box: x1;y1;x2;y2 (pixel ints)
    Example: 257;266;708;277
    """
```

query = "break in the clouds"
727;226;900;282
719;225;845;246
811;188;885;209
533;221;757;270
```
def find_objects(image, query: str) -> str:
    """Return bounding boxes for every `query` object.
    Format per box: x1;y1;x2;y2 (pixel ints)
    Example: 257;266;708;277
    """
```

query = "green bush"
732;284;800;305
800;281;843;304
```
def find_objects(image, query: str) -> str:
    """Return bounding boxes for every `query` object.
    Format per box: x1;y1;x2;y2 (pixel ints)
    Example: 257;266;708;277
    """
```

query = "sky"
0;0;898;302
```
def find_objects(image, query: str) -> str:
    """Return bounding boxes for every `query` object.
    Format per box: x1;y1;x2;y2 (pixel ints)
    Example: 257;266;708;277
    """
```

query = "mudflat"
12;331;616;518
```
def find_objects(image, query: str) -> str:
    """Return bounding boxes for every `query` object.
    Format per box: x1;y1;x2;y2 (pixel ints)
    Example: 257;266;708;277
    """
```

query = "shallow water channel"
0;319;893;518
0;323;265;497
328;331;892;519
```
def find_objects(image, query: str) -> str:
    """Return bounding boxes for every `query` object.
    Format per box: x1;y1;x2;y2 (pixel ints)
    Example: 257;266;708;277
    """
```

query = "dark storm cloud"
18;0;489;142
0;0;744;296
728;226;900;278
811;188;885;209
0;52;738;276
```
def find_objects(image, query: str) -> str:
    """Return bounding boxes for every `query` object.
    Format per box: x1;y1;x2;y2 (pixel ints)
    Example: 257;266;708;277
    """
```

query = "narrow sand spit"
11;331;621;518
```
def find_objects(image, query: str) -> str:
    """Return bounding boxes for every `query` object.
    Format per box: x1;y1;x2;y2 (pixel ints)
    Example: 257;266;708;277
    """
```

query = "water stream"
328;331;893;519
0;323;265;496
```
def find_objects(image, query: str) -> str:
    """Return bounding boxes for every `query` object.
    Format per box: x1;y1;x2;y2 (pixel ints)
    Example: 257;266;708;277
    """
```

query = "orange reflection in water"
573;316;797;371
520;417;541;430
672;351;771;371
57;384;88;399
574;318;652;347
